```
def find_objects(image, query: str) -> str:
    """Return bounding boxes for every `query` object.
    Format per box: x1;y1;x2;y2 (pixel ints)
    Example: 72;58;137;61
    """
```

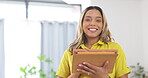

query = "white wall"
0;19;5;78
142;0;148;71
91;0;144;66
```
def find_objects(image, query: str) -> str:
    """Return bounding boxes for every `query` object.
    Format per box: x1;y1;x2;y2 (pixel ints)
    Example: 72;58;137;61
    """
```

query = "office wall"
142;0;148;71
91;0;144;66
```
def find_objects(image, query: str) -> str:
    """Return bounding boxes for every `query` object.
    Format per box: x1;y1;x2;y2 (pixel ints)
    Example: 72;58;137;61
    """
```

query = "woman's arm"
57;73;80;78
119;74;128;78
67;73;80;78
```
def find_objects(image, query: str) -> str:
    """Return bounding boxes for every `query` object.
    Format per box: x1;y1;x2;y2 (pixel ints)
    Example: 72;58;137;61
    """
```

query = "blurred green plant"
20;55;57;78
130;62;145;78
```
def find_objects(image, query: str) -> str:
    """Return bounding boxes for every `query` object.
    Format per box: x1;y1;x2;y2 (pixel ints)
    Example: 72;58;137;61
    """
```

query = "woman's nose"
90;20;96;26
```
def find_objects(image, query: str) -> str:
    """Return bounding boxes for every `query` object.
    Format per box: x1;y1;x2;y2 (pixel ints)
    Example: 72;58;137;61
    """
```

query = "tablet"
72;49;118;74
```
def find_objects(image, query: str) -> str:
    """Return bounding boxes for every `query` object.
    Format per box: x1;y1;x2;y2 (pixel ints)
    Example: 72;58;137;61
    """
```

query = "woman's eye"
85;19;91;21
96;20;101;22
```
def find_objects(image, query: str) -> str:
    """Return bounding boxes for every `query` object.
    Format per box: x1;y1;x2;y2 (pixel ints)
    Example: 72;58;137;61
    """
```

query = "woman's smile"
88;28;98;32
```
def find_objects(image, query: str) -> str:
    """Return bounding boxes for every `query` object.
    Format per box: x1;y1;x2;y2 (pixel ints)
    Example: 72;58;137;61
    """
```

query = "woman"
56;6;131;78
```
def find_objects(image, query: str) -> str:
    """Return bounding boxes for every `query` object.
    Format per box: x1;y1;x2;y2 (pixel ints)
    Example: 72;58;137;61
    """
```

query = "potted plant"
130;62;145;78
20;55;57;78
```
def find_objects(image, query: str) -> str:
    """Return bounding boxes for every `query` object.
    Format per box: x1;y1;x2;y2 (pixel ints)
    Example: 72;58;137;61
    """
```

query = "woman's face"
82;9;103;39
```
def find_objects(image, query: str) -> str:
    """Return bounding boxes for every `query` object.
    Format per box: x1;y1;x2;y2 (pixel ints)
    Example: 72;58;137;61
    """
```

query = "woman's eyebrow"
85;16;101;18
85;16;91;18
96;16;102;18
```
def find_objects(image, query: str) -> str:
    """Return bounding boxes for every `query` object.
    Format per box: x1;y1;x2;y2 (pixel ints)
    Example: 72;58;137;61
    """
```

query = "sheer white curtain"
0;19;5;78
41;21;77;77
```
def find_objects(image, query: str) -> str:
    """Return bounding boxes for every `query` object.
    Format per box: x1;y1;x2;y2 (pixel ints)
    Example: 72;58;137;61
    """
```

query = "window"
0;2;81;78
28;2;80;22
0;2;26;20
4;20;41;78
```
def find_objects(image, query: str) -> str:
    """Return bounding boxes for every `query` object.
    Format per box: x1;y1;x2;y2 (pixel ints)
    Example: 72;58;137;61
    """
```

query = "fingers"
77;61;109;76
81;62;97;71
103;61;109;69
77;68;93;76
77;63;95;74
77;61;109;73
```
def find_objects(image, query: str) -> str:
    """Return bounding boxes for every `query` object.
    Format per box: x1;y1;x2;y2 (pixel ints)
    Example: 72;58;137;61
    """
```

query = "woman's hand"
68;73;81;78
77;61;109;78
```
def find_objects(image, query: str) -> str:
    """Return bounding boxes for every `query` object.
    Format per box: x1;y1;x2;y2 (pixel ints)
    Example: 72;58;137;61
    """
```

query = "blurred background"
0;0;148;78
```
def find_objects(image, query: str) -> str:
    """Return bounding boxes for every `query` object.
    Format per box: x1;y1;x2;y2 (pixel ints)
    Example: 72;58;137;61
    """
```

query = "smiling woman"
56;6;131;78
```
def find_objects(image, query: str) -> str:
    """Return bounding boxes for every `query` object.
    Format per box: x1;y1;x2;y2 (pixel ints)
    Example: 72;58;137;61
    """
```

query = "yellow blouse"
56;41;131;78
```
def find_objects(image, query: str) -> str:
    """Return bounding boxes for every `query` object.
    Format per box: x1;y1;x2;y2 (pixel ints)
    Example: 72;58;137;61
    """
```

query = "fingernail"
79;64;82;66
77;69;80;71
83;62;86;64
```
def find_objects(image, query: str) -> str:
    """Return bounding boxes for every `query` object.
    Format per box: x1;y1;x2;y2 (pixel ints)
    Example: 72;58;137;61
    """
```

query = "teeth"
89;28;97;31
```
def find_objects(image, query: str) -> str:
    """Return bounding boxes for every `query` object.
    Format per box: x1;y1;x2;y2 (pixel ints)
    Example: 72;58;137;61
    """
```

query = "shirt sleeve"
115;43;131;78
56;49;71;78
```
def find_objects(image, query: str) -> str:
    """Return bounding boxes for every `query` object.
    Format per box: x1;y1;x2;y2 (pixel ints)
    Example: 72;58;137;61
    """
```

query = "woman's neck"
85;37;99;49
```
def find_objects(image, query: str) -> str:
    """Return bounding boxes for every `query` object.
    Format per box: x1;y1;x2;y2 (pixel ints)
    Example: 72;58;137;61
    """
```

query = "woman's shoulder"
107;42;122;49
64;48;72;55
107;42;120;45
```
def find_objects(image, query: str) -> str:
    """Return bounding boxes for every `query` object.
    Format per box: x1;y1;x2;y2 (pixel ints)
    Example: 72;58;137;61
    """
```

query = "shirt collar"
97;40;104;45
78;40;104;49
